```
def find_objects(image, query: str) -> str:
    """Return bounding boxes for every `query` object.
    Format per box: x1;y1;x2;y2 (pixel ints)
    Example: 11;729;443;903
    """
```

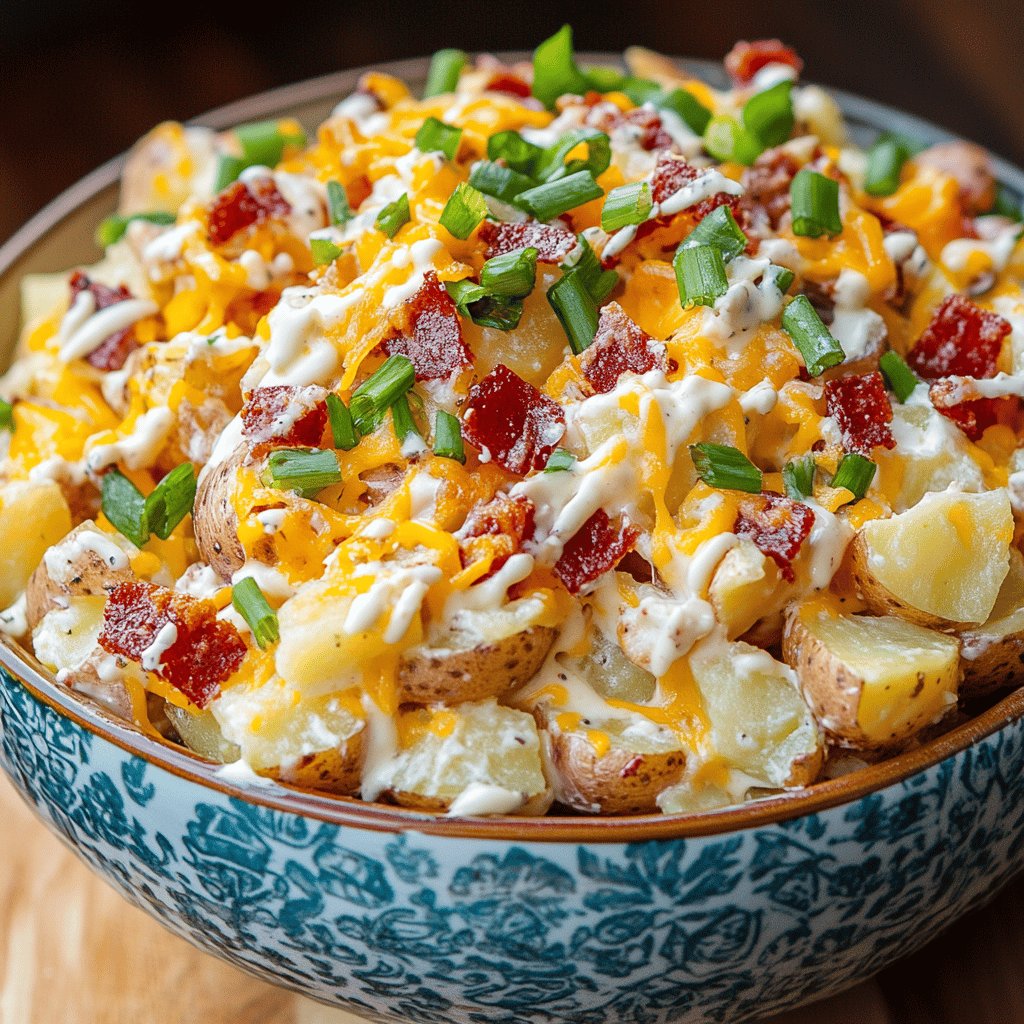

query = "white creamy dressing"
44;529;131;581
343;561;443;643
238;250;295;290
0;594;28;638
175;562;225;601
359;694;400;802
142;221;200;267
702;255;788;342
829;268;887;363
231;562;295;600
738;378;778;415
57;294;158;363
140;621;178;672
86;406;174;472
941;219;1022;274
332;92;390;137
447;783;524;817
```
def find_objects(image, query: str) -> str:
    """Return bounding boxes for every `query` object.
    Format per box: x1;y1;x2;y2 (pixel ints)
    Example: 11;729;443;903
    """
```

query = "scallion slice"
533;128;611;183
231;577;280;650
326;180;351;226
214;155;248;193
659;87;713;135
433;410;465;463
265;448;342;499
879;350;919;403
674;244;729;308
864;135;911;197
376;193;410;238
689;443;763;493
236;120;306;167
532;24;588;109
782;455;816;501
445;278;488;315
601;181;653;232
440;183;487;239
543;448;576;472
480;246;538;298
781;295;845;376
0;398;13;432
468;161;535;204
326;393;359;450
349;354;416;434
621;77;662;106
703;116;762;166
390;394;420;445
583;65;627;92
145;463;197;541
548;270;599;354
568;237;619;303
415;117;463;161
96;211;176;248
830;453;877;501
992;184;1023;222
515;170;603;221
424;48;467;98
769;265;796;294
790;169;843;238
742;80;794;148
487;130;544;175
101;470;149;549
310;237;343;266
467;294;525;331
678;205;748;263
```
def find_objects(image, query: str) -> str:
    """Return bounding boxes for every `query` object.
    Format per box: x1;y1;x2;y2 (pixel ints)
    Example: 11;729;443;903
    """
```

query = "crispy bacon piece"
459;494;536;576
579;302;665;394
724;39;804;86
824;372;896;454
554;509;640;594
384;271;472;380
99;582;247;708
68;271;141;372
650;154;748;232
740;149;801;231
585;105;673;152
478;221;578;263
734;494;815;583
207;177;291;247
462;364;566;475
486;71;533;98
241;385;329;450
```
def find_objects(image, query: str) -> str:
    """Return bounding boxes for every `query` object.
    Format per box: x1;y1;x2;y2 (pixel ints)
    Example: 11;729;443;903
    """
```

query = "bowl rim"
3;53;1024;845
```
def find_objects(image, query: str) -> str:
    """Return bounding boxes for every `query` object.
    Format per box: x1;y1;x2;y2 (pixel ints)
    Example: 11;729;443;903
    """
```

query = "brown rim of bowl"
2;54;1024;844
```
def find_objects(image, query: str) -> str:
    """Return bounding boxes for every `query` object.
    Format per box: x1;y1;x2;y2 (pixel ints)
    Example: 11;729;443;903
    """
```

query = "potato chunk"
0;480;72;608
783;602;960;749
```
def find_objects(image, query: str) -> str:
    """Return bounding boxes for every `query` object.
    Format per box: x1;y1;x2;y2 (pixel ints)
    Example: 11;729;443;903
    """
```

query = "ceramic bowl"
3;55;1024;1024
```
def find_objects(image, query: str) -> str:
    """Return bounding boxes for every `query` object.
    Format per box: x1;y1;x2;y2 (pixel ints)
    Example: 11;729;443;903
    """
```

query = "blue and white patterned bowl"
3;56;1024;1024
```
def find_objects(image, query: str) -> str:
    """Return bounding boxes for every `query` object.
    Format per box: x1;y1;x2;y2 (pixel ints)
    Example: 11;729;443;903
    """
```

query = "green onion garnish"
96;211;176;248
310;238;343;266
532;24;588;109
214;155;248;193
350;354;416;434
515;170;604;221
583;65;626;92
468;161;535;204
376;193;410;238
620;77;662;106
326;393;359;450
674;244;729;308
415;117;463;161
781;295;846;376
992;185;1023;222
145;463;197;541
544;448;576;472
480;246;538;298
769;265;796;294
433;410;465;463
236;120;306;167
487;131;544;175
569;237;619;303
703;116;762;166
0;398;13;432
533;128;611;183
231;577;280;650
782;455;816;501
326;180;351;226
424;48;467;98
879;350;919;403
469;294;524;331
101;470;150;549
678;205;748;263
602;181;653;232
265;448;342;499
830;453;877;501
445;278;487;315
864;136;911;197
742;81;794;148
390;394;421;445
689;443;763;493
790;169;843;238
548;270;600;354
440;183;488;239
659;88;713;136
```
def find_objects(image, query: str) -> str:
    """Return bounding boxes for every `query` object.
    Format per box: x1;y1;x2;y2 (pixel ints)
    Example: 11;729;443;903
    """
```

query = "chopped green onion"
534;128;611;183
440;183;487;239
145;463;197;541
568;237;619;303
96;211;176;248
689;443;763;493
231;577;280;650
548;270;599;354
602;181;653;232
480;246;538;298
445;278;488;315
326;393;359;450
790;169;843;238
390;394;420;445
310;237;343;266
674;244;729;308
415;117;463;161
236;120;305;167
515;170;603;221
992;184;1023;222
265;448;342;499
213;155;248;193
424;48;467;98
830;453;877;501
781;295;846;376
376;193;410;238
433;410;465;462
544;448;576;472
782;455;816;501
532;24;587;109
769;265;795;294
658;88;712;136
487;131;544;175
468;294;525;330
350;354;416;434
101;470;149;549
879;350;919;403
0;398;13;432
703;116;762;166
742;81;794;148
583;65;627;93
326;180;351;226
468;161;535;204
678;205;748;263
621;77;662;107
864;135;912;197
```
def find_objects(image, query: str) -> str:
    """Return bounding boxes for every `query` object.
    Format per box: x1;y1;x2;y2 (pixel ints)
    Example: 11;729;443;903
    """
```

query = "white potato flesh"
32;595;106;674
0;481;73;608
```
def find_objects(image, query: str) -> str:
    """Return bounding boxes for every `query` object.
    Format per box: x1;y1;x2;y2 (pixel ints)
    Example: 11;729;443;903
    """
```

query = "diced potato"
783;602;961;749
166;705;241;764
32;595;107;674
0;480;72;608
708;539;783;640
560;626;657;704
851;489;1012;626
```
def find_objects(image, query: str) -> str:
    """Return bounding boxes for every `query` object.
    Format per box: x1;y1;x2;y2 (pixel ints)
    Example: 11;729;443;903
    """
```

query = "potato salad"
5;28;1024;816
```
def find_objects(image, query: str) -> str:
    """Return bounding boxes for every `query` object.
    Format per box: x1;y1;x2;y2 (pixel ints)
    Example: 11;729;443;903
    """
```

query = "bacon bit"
486;72;533;98
585;105;673;152
620;755;645;778
734;494;815;583
479;221;578;263
579;302;665;394
554;509;640;594
724;39;804;86
926;383;1012;441
207;177;291;247
384;271;472;380
740;149;801;231
824;372;896;453
68;271;141;372
462;364;566;475
241;385;329;450
459;494;536;576
650;154;750;235
99;582;247;708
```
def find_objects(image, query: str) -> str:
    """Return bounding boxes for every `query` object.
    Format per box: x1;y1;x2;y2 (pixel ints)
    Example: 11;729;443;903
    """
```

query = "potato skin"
271;733;365;796
397;625;555;704
193;447;247;580
959;631;1024;698
383;788;554;816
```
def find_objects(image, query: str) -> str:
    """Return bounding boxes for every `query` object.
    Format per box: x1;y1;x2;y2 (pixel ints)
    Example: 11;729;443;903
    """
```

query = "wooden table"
4;773;1020;1024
